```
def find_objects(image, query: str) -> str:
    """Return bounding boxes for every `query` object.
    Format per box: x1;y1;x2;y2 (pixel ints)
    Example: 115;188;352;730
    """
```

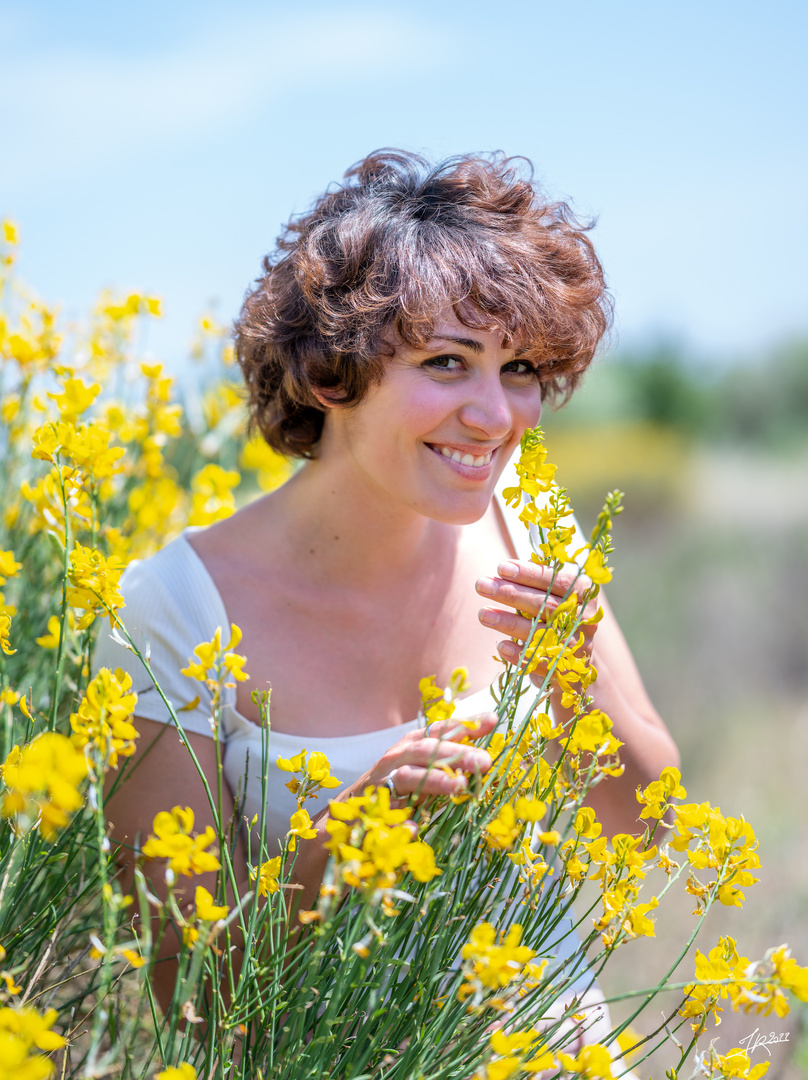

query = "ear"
311;387;344;410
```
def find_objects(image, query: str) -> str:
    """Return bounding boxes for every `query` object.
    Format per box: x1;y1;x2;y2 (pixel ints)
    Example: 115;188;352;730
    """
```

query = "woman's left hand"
476;558;600;682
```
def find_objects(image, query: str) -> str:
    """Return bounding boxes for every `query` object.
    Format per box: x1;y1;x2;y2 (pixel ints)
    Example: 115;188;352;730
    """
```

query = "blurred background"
2;0;807;1074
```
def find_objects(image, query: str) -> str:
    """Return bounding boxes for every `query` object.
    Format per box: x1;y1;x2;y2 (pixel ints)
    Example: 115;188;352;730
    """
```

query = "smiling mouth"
427;445;494;469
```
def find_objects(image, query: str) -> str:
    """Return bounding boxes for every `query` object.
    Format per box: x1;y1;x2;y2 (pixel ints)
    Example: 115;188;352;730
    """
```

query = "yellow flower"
698;1046;769;1080
141;807;221;877
287;808;318;851
193;885;228;922
188;463;240;526
582;547;613;585
484;803;524;852
501;426;557;504
276;748;341;806
0;550;22;586
69;667;139;770
636;765;687;820
460;922;539;994
240;436;294;492
566;709;622;757
156;1065;197;1080
0;733;88;840
35;616;62;650
66;544;126;627
624;897;659;938
0;613;14;656
325;786;440;897
251;856;282;897
555;1043;615;1077
182;624;249;689
47;375;101;423
0;1004;66;1078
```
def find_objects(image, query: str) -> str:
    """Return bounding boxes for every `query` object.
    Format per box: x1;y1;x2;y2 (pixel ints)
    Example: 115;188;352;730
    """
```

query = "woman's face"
321;311;543;524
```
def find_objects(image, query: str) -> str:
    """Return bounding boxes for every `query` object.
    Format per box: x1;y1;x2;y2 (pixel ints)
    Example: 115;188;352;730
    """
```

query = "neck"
266;458;457;588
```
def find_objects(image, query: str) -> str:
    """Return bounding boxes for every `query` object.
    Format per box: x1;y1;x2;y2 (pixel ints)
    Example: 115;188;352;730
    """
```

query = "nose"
457;372;515;440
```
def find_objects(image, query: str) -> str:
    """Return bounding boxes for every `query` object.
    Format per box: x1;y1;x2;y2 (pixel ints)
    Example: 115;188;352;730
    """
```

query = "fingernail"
499;641;519;659
479;609;499;627
476;576;496;595
498;561;519;578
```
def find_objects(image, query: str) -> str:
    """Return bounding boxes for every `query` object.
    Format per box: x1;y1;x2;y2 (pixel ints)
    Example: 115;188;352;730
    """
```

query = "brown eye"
504;360;539;376
424;355;463;371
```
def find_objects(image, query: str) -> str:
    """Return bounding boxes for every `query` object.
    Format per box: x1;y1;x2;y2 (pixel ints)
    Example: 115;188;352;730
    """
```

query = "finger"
424;712;497;742
478;606;540;640
405;740;491;775
391;764;469;799
498;639;554;669
494;561;594;601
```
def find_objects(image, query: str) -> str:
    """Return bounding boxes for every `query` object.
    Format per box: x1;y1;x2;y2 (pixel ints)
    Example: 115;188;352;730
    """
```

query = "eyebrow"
428;335;484;353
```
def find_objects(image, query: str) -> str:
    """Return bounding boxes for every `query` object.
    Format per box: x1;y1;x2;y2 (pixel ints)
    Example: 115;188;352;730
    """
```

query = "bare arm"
104;717;251;1014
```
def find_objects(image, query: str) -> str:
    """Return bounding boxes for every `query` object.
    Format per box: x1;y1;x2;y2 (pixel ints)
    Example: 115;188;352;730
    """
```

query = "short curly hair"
235;149;612;459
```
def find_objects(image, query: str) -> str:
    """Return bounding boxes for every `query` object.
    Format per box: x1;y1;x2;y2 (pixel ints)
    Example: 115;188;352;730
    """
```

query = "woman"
98;150;678;1037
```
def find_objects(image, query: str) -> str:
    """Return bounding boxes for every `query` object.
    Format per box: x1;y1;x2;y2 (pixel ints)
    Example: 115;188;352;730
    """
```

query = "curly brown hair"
235;149;612;459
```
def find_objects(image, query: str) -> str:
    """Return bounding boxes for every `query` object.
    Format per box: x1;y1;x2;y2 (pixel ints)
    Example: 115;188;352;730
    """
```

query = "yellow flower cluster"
474;1027;556;1079
241;435;294;492
483;795;549;852
251;856;282;897
696;1045;769;1080
635;765;687;820
324;786;440;913
0;732;88;841
276;748;341;808
589;829;659;946
141;806;221;878
182;624;249;693
188;463;240;527
0;1004;66;1080
66;544;126;629
418;667;469;726
670;801;760;910
501;426;556;505
502;426;616;587
0;548;22;656
556;1043;616;1078
680;937;808;1029
70;667;139;770
458;922;547;1012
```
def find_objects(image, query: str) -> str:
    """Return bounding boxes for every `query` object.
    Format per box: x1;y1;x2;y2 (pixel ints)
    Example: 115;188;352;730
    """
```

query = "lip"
425;442;499;478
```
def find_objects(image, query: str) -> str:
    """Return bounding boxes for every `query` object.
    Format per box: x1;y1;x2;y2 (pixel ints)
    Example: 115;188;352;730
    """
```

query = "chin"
422;494;492;527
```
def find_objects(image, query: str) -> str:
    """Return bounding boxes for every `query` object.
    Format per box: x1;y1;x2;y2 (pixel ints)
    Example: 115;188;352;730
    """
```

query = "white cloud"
2;7;449;185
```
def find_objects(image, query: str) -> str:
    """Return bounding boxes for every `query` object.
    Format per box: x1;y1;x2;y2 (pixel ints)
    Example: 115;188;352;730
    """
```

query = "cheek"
512;388;543;437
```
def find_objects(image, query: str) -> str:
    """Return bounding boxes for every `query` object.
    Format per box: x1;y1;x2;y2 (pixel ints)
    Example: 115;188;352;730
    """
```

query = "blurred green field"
543;344;808;1077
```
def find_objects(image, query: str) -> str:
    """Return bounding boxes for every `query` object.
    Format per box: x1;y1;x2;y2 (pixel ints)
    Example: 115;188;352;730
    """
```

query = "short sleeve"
91;543;223;740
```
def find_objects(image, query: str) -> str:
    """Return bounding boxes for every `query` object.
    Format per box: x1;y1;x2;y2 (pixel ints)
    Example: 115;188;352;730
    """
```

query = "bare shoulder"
104;717;223;849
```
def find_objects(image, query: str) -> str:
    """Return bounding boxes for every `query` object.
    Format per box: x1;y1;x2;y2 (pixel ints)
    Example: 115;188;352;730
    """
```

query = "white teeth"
435;446;493;468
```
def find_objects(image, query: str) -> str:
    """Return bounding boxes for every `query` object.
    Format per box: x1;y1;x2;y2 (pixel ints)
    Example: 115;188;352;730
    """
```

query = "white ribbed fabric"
93;458;595;993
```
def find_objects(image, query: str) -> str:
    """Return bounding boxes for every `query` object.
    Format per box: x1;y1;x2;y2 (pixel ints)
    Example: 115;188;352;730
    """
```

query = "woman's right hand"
360;712;497;802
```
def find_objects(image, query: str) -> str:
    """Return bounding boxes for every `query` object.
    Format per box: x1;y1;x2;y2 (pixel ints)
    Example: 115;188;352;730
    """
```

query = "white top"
94;461;593;991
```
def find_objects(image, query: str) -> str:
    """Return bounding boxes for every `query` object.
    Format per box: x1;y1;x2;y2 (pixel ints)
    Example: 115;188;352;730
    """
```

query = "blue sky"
2;0;806;372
